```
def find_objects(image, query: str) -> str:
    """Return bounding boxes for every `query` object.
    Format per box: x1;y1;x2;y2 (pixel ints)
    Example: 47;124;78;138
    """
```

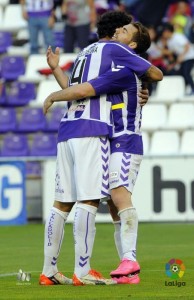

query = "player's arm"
46;46;69;89
140;65;163;83
43;67;131;114
111;44;163;80
43;82;95;114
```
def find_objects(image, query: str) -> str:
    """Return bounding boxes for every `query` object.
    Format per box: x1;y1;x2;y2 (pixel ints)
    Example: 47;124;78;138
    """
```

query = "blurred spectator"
147;25;178;94
95;0;109;15
161;22;194;94
167;1;192;38
61;0;97;53
20;0;55;54
119;0;140;17
120;0;171;27
147;26;168;73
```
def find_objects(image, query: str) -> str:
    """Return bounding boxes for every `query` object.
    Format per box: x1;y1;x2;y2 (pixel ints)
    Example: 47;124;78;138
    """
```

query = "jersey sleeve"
110;42;151;77
88;67;132;95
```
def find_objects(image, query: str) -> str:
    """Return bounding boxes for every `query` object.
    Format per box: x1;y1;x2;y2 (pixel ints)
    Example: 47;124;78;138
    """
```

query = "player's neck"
99;37;111;41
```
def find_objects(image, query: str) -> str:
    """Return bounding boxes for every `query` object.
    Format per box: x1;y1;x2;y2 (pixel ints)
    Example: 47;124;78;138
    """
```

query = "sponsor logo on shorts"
110;171;119;179
110;179;119;185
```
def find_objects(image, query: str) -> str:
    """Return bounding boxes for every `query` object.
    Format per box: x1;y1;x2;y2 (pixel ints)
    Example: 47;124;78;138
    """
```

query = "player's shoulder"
104;41;136;54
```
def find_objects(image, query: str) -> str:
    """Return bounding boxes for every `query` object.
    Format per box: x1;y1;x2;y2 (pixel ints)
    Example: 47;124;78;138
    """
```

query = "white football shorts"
54;137;110;202
109;152;143;193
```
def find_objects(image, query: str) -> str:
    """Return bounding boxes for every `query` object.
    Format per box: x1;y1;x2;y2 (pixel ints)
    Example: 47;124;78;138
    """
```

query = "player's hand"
138;88;149;106
46;46;60;71
43;94;54;115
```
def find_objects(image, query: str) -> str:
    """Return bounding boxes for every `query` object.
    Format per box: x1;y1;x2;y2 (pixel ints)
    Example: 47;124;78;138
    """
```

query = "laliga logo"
165;258;186;287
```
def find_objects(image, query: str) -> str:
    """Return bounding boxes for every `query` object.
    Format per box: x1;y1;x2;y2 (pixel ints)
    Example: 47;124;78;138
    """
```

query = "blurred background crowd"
1;0;194;94
1;0;194;161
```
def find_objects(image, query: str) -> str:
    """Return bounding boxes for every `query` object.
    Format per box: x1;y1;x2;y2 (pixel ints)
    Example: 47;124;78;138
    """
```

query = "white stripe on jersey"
61;42;112;126
87;43;104;80
122;90;128;130
26;0;53;11
112;75;142;138
134;75;142;135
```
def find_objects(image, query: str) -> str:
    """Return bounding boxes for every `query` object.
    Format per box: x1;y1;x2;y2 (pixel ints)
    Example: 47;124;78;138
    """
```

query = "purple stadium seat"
0;31;12;54
0;107;17;132
17;107;47;132
46;106;64;132
26;161;42;177
7;81;36;106
30;133;57;156
1;134;29;157
1;55;25;81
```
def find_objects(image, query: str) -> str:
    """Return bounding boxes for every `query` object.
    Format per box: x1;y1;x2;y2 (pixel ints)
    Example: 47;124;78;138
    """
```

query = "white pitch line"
2;268;190;278
0;271;39;278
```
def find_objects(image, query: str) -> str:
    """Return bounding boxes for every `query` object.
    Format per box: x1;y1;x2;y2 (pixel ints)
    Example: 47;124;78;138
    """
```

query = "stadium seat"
0;31;12;54
1;55;25;81
142;131;150;155
167;103;194;131
17;107;47;132
30;79;63;107
19;53;76;83
18;54;48;83
0;6;3;29
30;133;57;156
2;4;27;32
180;130;194;155
141;103;168;132
7;81;36;106
0;107;17;132
149;76;185;104
46;106;64;132
0;0;9;8
1;134;29;157
0;81;7;105
149;130;180;155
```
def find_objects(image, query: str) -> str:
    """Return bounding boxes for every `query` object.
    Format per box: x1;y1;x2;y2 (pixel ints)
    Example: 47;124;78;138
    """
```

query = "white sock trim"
76;203;98;215
118;207;135;216
52;207;69;220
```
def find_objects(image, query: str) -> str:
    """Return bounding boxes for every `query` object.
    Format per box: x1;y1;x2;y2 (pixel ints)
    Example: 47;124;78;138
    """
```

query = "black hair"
161;22;174;33
97;11;133;39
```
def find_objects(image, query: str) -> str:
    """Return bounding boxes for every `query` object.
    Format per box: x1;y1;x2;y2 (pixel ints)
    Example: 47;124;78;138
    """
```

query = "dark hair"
131;22;151;54
161;22;174;33
97;11;132;39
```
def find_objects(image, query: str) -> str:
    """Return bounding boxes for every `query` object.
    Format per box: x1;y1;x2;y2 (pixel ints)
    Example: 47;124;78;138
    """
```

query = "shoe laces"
89;269;104;279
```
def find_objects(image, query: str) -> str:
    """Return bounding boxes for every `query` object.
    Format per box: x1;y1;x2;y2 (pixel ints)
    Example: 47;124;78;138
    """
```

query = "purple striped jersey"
26;0;54;16
58;41;151;143
89;65;151;155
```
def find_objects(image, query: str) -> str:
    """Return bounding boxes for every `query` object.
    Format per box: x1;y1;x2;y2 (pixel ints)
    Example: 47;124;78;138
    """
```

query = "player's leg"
40;201;74;285
73;200;99;278
71;137;115;285
40;141;76;285
109;152;142;282
107;199;122;260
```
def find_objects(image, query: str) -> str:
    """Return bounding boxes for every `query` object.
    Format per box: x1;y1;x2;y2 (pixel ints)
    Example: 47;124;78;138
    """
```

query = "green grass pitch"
0;223;193;300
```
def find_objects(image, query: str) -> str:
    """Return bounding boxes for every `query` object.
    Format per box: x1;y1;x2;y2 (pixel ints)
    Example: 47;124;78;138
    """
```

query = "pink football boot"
112;274;140;284
110;259;140;277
